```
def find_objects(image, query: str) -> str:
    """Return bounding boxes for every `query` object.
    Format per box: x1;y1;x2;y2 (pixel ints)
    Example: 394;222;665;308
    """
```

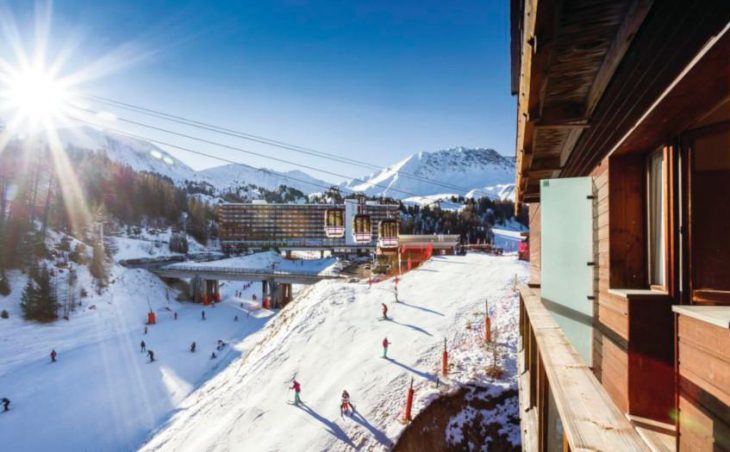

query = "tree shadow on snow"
390;319;433;337
387;358;437;383
351;410;393;448
398;301;444;317
298;403;356;448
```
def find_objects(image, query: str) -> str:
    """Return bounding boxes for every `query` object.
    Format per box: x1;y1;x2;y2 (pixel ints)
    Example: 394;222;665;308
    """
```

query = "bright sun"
0;63;74;130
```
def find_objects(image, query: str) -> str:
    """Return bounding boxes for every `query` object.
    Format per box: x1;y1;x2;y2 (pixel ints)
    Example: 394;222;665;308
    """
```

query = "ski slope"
142;254;527;451
0;264;274;451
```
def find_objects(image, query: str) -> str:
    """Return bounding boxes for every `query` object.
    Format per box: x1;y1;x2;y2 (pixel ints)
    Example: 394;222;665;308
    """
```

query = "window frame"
646;147;669;292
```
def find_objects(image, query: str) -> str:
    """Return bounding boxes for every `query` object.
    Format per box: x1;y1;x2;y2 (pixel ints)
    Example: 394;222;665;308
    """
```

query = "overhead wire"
82;94;476;194
66;113;428;199
68;104;429;198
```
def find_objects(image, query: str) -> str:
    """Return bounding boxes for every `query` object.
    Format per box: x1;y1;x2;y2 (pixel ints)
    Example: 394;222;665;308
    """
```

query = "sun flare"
0;63;75;131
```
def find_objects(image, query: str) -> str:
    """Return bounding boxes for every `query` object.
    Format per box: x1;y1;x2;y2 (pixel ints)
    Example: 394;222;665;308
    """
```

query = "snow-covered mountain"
198;164;329;195
342;147;515;201
55;126;199;183
50;128;515;201
52;126;330;194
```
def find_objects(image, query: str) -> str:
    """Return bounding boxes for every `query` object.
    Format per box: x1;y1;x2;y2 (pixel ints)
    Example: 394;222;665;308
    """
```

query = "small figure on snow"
147;350;155;362
50;349;57;363
144;326;148;335
382;338;391;359
340;390;352;415
201;310;206;321
190;342;196;353
290;380;302;405
140;340;146;353
368;277;372;288
216;340;225;351
1;397;9;412
174;312;178;320
234;315;239;322
210;352;217;359
394;285;399;303
381;303;388;320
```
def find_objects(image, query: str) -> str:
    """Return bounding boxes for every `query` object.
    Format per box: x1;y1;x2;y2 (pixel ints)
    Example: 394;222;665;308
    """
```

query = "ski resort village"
0;1;728;452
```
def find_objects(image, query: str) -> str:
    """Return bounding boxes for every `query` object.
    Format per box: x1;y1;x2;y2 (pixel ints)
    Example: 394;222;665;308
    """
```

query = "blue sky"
2;0;514;182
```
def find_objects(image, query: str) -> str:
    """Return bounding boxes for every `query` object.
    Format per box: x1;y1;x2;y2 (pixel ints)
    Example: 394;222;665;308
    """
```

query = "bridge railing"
159;265;339;278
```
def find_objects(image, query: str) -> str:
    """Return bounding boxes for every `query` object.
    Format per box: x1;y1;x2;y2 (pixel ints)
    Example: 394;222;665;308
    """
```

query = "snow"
0;243;274;451
342;147;515;200
164;251;338;275
112;229;207;261
142;254;527;451
200;164;330;196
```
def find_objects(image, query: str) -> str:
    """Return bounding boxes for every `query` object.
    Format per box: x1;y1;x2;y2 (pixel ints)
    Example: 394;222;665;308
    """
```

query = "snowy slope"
199;164;330;195
54;126;200;184
342;147;515;200
142;254;527;451
0;237;275;452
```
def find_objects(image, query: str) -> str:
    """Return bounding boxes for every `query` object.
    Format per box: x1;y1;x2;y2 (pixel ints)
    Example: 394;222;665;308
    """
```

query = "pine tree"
20;263;58;322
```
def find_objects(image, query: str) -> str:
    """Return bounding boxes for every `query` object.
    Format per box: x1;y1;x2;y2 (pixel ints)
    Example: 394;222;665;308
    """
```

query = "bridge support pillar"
285;250;292;260
269;282;292;308
320;250;325;259
191;276;204;303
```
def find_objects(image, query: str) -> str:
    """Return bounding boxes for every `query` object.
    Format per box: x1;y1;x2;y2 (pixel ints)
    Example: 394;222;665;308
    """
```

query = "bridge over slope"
152;251;343;307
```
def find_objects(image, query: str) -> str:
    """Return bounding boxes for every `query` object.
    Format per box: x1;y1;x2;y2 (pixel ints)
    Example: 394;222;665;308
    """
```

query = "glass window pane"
648;150;665;287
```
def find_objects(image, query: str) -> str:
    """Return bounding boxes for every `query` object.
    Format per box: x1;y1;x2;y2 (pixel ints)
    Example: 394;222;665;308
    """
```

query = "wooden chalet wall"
591;159;629;412
677;315;730;450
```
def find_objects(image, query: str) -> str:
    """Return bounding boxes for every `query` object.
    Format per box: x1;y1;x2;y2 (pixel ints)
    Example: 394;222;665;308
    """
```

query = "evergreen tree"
20;263;58;322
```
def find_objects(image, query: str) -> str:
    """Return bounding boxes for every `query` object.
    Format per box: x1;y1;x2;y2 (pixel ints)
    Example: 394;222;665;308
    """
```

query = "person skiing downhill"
382;338;391;359
190;342;196;353
50;350;57;363
147;350;155;362
340;390;352;416
290;380;302;405
201;310;206;321
1;397;9;412
381;303;388;320
140;341;146;353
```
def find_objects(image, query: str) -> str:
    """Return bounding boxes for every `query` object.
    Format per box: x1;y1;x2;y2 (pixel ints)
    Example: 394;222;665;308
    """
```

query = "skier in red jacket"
290;380;302;405
50;349;57;363
382;337;391;359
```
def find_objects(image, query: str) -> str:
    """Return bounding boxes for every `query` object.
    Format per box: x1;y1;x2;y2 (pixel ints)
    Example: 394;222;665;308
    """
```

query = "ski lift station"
218;198;400;254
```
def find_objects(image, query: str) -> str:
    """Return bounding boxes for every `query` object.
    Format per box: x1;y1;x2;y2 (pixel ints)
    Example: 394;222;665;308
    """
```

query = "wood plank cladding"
608;154;646;288
528;203;541;286
677;315;730;450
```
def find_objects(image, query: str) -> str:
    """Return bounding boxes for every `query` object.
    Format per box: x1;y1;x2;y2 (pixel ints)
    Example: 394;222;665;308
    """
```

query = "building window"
647;149;666;288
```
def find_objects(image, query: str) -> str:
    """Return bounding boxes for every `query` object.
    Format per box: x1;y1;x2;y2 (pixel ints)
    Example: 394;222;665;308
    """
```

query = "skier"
381;303;388;320
190;342;196;353
50;349;57;363
340;390;352;415
201;310;206;321
290;380;302;405
174;312;178;320
140;340;146;353
394;285;399;303
144;326;148;335
234;315;239;322
1;397;9;412
211;352;217;359
368;277;372;288
382;337;391;359
148;350;155;362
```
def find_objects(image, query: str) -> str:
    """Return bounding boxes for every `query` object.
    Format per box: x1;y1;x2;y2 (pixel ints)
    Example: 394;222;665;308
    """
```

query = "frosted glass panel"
541;177;594;365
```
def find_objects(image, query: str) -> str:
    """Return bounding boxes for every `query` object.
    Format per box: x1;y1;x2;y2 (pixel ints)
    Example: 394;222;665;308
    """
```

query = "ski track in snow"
141;254;527;452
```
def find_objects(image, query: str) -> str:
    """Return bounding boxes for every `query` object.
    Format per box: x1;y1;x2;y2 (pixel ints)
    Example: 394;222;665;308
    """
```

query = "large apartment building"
510;0;729;450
